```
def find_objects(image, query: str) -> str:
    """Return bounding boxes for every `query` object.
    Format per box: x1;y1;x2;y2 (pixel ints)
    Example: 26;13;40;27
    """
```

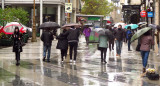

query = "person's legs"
112;40;114;50
103;48;107;63
73;42;78;61
119;41;123;55
47;45;51;62
69;43;74;61
61;49;65;61
86;37;89;45
116;40;119;55
100;49;104;62
43;45;47;61
15;52;20;65
128;39;131;51
109;40;112;51
143;51;150;68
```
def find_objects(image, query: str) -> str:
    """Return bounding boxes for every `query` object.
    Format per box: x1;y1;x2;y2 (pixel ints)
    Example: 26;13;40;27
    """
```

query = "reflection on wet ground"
0;37;160;86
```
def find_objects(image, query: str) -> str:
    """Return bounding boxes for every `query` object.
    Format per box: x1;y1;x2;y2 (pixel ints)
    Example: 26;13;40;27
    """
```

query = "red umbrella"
107;20;111;23
1;22;25;35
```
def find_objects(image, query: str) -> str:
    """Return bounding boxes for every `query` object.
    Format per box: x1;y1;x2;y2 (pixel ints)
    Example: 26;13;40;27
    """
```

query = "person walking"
140;30;154;73
63;26;80;63
126;26;132;51
41;29;54;62
115;25;125;56
98;29;108;63
83;25;91;45
56;29;68;63
108;26;115;51
12;27;23;66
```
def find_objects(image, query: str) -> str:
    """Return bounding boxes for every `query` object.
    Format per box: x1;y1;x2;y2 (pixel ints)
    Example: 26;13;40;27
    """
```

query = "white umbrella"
114;23;126;28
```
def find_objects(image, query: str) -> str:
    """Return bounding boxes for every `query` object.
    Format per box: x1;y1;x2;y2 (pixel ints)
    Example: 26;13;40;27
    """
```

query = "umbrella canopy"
62;23;81;29
39;22;60;29
125;24;138;30
1;22;25;34
95;28;110;35
114;23;126;28
131;27;152;42
84;23;93;27
149;24;157;29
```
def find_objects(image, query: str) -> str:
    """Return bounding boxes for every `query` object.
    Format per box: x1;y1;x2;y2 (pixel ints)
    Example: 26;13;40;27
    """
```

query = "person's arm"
62;30;69;36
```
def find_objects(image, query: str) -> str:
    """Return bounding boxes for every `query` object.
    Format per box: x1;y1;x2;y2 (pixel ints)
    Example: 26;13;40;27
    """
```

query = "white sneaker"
73;61;76;65
157;54;159;56
70;60;72;63
61;61;64;63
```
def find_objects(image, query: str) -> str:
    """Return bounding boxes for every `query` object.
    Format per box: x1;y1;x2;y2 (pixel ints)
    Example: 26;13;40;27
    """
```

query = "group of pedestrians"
12;24;155;74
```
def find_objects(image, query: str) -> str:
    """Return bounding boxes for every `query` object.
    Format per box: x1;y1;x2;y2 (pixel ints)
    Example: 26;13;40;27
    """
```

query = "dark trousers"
15;52;20;62
61;49;67;61
100;48;107;62
85;37;89;45
109;40;114;51
69;42;78;61
128;39;131;50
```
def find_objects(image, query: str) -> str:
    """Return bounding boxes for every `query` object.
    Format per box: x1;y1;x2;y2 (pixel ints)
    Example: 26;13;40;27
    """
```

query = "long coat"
99;35;108;48
56;33;68;50
12;33;23;52
140;35;154;51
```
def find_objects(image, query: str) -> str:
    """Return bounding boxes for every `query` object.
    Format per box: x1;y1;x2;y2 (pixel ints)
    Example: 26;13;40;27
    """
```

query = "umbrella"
62;23;81;28
2;22;25;34
95;28;110;35
131;27;151;42
39;22;60;29
149;24;157;29
125;24;138;29
114;23;126;28
138;22;147;25
84;23;93;27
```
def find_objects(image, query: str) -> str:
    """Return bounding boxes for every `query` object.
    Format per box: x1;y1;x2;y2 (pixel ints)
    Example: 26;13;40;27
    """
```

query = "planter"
0;39;13;46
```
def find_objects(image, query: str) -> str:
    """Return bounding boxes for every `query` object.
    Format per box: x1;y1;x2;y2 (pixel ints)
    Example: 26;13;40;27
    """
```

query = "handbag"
136;44;141;51
97;44;101;50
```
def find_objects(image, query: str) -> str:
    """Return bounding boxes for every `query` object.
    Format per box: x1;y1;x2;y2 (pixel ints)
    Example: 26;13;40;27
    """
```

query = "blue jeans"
43;45;51;60
141;51;150;68
128;39;131;50
116;40;123;55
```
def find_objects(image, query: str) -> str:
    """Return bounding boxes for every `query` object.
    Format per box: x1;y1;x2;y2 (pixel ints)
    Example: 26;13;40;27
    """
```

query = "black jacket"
115;28;125;41
12;33;23;52
41;31;53;46
63;28;80;42
56;33;68;50
108;29;116;40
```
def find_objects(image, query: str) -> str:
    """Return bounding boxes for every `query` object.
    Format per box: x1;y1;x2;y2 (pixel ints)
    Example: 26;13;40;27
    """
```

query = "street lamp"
32;0;37;42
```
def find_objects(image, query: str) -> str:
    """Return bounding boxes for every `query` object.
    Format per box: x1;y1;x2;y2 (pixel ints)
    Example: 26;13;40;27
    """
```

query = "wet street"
0;36;160;86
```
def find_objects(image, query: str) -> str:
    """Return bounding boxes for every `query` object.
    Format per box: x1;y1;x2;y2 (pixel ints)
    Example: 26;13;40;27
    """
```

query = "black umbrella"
39;22;60;29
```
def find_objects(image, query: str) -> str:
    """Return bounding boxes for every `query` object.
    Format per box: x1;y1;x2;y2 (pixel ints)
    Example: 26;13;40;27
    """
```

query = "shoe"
70;60;72;63
157;54;159;56
61;61;64;63
73;60;76;63
43;57;46;61
116;54;119;56
143;68;146;73
16;62;20;66
47;60;50;62
104;61;107;63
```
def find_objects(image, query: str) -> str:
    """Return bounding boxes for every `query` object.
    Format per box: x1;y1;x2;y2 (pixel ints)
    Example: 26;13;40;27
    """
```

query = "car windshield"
4;25;22;33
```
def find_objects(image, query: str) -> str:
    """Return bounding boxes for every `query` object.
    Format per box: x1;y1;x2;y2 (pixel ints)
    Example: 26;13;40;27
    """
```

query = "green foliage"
0;33;12;39
0;7;29;25
81;0;115;16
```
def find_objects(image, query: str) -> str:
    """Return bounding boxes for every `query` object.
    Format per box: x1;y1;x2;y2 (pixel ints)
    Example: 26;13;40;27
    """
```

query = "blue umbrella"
125;24;138;29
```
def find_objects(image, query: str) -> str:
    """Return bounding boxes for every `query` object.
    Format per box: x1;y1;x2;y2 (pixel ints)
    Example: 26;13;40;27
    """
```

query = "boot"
43;57;46;62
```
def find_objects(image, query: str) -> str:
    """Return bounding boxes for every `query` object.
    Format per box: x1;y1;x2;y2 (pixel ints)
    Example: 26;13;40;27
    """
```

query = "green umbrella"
131;27;152;42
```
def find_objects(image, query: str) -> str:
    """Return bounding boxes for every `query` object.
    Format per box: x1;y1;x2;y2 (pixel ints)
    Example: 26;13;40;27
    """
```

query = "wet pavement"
0;36;160;86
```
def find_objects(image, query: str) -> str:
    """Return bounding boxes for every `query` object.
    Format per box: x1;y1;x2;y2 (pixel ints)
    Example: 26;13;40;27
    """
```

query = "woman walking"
83;26;91;45
140;30;154;73
12;27;23;66
98;31;108;63
56;29;68;63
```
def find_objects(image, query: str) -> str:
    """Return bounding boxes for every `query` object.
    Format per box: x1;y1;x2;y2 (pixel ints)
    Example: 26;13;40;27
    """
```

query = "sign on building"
65;3;72;13
147;12;154;17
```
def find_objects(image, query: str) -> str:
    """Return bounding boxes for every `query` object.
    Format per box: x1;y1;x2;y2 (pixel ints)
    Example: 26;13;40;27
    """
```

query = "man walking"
115;25;125;56
63;26;80;63
41;29;54;62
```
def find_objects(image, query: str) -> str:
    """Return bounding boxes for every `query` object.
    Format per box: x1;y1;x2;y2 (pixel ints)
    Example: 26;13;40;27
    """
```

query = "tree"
81;0;115;16
0;7;29;25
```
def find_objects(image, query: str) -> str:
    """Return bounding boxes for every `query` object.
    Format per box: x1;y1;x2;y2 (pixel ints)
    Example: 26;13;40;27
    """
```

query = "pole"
32;0;37;42
2;0;4;10
67;0;70;23
40;0;43;36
